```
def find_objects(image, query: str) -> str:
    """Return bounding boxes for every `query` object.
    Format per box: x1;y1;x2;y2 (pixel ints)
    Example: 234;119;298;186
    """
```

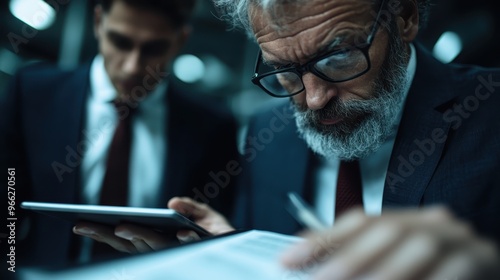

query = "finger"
168;197;209;219
310;222;405;280
282;207;459;269
281;208;370;268
176;230;201;243
357;232;442;280
129;238;154;253
115;224;171;251
196;217;235;235
425;239;500;280
382;206;455;230
73;222;136;253
168;197;235;236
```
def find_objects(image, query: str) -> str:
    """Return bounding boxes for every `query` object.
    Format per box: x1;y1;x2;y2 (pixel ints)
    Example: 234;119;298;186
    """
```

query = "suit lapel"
58;65;90;203
27;64;90;203
162;87;198;200
67;65;91;203
252;105;313;233
23;64;90;263
383;45;456;208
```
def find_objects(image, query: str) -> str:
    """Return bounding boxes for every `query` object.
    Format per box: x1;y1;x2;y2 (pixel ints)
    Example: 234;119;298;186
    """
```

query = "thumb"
168;197;209;219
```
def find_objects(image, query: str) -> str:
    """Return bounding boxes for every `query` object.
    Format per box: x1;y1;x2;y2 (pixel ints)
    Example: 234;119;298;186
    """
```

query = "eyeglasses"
251;0;387;98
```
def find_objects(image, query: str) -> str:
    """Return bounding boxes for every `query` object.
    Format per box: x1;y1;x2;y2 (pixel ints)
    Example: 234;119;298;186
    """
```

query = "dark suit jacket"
0;62;238;268
233;44;500;245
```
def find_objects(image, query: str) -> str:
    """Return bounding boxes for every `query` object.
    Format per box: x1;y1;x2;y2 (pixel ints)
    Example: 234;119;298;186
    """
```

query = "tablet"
20;201;212;237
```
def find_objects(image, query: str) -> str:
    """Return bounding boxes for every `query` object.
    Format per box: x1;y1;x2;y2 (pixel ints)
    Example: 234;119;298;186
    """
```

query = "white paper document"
20;230;311;280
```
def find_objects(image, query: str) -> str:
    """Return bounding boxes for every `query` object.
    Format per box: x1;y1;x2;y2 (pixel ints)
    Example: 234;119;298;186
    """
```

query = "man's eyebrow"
262;36;346;67
107;30;130;41
261;56;294;67
315;36;346;56
142;39;170;48
106;30;170;48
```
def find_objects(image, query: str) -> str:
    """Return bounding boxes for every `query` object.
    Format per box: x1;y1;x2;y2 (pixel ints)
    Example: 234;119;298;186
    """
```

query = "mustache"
294;96;378;124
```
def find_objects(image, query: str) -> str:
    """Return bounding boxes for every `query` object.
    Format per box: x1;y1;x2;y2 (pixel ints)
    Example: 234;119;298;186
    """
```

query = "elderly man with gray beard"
79;0;500;279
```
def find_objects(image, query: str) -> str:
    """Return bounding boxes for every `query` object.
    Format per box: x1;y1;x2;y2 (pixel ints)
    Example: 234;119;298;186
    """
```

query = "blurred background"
0;0;499;125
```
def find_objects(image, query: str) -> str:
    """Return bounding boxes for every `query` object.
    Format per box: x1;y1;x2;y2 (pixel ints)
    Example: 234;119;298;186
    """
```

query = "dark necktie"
99;101;134;206
335;160;363;218
92;101;134;260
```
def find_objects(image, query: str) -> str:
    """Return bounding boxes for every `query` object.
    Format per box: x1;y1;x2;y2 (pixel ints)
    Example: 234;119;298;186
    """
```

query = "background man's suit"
234;44;500;245
0;63;238;266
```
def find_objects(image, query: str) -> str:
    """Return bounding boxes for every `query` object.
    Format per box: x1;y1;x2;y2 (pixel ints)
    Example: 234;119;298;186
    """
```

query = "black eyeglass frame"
251;0;388;98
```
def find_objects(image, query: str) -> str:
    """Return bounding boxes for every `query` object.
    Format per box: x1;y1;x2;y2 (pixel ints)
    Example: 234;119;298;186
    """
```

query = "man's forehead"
250;0;375;64
105;1;177;35
250;0;373;27
251;0;374;42
103;10;178;44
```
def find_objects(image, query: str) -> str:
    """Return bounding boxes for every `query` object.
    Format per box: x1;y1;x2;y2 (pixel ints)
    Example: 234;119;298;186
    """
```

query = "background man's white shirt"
81;54;167;208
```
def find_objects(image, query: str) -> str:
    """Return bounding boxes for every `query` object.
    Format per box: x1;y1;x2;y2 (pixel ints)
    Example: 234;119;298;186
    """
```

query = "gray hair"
213;0;432;38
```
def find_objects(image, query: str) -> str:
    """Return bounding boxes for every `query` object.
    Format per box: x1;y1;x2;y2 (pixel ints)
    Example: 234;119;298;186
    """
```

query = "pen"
286;192;327;231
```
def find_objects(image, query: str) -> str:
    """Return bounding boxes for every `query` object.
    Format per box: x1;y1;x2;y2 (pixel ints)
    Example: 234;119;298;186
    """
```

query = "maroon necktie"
92;101;134;259
99;101;134;206
335;160;363;218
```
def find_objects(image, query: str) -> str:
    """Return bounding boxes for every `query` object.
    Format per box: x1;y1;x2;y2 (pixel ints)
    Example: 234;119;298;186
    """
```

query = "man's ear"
396;0;419;43
94;5;103;40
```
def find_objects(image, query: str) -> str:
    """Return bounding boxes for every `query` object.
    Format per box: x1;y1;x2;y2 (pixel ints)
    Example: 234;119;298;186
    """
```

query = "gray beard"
294;33;410;160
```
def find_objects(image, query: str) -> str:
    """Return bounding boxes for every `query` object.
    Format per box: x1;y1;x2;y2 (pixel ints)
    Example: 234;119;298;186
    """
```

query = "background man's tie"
99;101;134;206
92;101;134;259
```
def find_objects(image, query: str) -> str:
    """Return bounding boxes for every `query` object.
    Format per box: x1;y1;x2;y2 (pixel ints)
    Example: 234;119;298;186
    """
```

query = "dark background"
0;0;499;122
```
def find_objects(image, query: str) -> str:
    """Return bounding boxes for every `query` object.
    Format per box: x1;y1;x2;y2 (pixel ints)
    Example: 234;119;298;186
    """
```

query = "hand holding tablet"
20;201;212;237
21;197;235;254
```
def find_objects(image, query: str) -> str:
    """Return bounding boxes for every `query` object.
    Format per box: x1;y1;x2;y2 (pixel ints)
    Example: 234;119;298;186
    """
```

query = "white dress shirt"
80;55;167;208
314;44;417;225
78;56;168;262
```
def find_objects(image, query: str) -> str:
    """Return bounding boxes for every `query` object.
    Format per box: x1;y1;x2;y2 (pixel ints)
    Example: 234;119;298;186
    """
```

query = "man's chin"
296;116;385;160
299;130;368;160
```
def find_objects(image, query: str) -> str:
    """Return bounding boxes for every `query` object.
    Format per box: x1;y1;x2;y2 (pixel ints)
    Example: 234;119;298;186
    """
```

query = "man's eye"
316;50;357;70
108;32;134;51
142;43;169;57
329;49;352;59
111;39;133;51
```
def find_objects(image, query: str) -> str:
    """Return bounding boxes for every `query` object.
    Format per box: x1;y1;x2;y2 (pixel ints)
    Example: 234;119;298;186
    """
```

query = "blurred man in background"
0;0;237;268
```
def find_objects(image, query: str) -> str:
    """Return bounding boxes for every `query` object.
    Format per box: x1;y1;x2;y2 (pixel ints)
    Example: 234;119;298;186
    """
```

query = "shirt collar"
90;55;116;103
404;44;417;101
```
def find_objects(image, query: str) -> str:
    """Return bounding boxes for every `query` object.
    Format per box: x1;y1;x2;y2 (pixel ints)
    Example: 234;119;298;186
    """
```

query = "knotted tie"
92;101;134;259
99;101;134;206
335;160;363;218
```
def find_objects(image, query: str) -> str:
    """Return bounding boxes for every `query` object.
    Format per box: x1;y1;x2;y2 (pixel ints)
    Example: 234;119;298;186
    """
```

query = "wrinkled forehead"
249;0;375;38
249;0;376;62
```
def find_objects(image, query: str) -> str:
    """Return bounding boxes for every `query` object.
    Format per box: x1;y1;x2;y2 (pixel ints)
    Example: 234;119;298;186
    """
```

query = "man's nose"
302;73;338;110
123;50;141;75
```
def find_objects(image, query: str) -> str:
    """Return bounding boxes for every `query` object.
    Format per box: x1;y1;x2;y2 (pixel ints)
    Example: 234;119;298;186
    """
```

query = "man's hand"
73;221;173;254
167;197;234;241
73;197;234;254
281;207;500;280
